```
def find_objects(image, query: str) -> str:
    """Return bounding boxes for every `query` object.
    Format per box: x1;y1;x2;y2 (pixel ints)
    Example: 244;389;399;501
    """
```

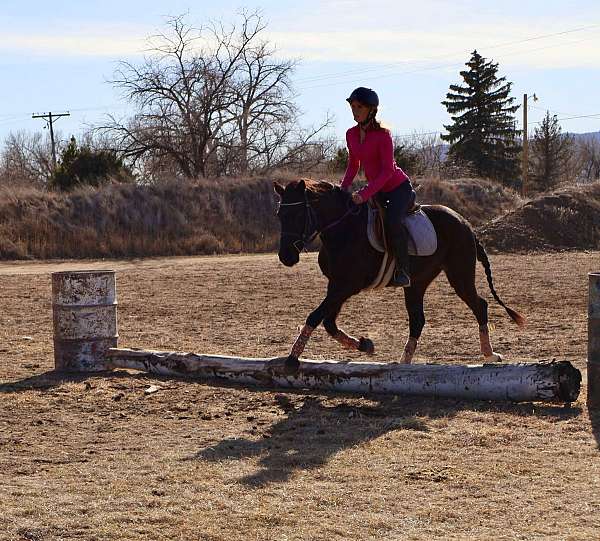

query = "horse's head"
273;179;341;267
273;179;310;266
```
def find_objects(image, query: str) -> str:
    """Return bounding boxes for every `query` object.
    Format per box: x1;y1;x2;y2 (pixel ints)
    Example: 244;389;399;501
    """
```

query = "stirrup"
391;269;411;288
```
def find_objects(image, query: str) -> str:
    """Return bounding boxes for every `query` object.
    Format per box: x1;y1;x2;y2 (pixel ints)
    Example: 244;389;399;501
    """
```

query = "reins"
279;191;360;253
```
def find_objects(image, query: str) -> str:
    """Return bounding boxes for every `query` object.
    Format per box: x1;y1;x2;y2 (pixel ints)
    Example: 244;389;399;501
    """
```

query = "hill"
477;182;600;252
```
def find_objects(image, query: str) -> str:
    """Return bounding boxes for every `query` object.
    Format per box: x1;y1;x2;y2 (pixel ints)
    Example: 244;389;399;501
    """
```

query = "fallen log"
107;348;581;403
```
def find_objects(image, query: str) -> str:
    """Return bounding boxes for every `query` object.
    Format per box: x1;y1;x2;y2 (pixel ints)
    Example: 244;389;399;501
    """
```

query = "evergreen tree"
50;136;132;191
442;50;521;184
529;111;573;192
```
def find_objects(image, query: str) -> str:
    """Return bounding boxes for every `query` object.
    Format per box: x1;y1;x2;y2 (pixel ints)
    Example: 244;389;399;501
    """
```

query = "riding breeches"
375;180;416;273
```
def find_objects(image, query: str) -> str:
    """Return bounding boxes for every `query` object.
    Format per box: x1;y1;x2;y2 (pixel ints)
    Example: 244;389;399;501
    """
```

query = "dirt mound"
477;183;600;252
414;177;521;226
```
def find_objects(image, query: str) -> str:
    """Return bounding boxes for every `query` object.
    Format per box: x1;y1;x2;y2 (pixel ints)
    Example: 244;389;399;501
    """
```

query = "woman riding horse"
342;87;414;288
272;89;525;375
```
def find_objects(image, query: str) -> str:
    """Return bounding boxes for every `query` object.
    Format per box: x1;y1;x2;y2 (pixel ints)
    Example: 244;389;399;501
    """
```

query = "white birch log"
107;348;581;403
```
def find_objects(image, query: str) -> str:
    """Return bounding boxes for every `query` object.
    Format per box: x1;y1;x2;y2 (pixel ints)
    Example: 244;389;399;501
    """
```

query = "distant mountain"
568;131;600;143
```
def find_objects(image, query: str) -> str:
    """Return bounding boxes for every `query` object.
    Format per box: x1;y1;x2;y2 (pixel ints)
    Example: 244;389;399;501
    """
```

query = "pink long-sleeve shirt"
340;125;409;200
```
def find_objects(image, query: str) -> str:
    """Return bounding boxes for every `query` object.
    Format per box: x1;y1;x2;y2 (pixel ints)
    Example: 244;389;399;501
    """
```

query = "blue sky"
1;0;599;147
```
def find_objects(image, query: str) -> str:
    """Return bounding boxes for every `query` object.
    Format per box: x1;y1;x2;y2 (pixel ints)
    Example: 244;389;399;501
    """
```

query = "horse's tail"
475;235;526;327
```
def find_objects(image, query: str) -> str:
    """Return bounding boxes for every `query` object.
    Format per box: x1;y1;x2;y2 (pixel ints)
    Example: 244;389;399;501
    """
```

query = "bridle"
278;191;360;253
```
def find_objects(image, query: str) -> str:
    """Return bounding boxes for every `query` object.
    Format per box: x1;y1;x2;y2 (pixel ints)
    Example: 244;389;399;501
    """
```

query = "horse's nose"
279;251;299;267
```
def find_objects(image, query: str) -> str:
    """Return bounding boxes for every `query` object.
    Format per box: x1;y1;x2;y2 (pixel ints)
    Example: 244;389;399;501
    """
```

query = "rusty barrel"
589;272;600;409
52;271;118;372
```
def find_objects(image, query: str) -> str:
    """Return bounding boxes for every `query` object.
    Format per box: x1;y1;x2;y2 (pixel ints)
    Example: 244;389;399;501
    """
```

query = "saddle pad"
367;206;437;257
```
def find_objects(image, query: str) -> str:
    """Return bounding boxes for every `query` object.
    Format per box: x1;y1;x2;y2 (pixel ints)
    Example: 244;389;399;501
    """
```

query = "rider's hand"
351;192;364;205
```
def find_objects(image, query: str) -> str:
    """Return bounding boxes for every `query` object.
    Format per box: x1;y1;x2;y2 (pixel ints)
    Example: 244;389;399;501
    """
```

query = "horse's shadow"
190;391;582;488
1;369;588;477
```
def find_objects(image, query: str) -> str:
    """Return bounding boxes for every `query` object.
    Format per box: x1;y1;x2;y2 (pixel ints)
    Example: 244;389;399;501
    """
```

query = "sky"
1;0;599;148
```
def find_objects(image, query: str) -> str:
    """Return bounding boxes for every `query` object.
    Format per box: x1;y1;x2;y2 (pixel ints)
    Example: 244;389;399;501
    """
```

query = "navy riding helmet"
346;87;379;107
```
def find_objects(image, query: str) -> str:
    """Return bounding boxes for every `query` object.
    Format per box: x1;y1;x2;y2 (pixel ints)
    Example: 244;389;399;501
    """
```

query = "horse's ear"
297;179;306;192
273;181;285;197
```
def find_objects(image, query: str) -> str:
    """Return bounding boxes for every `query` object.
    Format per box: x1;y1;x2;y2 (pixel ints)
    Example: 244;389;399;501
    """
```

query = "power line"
295;23;600;85
297;29;600;91
529;104;600;122
0;103;128;119
530;112;600;124
529;104;574;116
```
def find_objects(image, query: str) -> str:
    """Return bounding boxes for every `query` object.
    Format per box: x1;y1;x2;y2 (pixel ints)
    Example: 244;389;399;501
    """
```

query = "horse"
272;178;525;374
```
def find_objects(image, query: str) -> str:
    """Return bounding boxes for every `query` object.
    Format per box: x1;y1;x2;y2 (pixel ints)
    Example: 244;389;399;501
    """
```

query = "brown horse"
273;179;524;373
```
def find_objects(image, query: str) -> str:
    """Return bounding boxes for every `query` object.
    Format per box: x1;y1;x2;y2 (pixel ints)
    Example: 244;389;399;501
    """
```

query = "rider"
340;86;416;287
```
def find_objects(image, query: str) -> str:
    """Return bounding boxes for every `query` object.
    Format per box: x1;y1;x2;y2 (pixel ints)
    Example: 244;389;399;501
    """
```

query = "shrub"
50;137;132;191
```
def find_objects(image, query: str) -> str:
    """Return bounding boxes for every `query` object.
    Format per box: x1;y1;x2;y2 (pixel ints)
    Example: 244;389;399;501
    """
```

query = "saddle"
365;196;438;290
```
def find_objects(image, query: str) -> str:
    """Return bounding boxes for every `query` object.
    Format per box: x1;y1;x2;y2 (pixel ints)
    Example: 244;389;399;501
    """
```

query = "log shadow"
191;391;582;488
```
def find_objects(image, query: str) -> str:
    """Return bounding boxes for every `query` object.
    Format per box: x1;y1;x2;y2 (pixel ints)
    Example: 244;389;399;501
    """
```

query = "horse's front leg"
283;286;369;373
323;303;375;355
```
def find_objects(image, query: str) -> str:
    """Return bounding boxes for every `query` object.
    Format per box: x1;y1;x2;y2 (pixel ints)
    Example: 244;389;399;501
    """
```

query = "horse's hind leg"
444;259;502;362
401;273;439;364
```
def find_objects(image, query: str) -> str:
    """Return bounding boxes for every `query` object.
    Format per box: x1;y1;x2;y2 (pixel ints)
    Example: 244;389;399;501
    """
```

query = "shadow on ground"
0;370;88;393
190;390;582;488
1;369;585;480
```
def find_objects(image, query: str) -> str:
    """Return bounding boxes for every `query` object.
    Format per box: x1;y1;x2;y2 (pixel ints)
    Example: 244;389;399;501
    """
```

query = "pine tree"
442;50;521;184
529;111;573;192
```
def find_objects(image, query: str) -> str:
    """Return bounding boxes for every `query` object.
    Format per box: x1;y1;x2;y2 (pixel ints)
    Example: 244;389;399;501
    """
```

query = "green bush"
50;137;133;191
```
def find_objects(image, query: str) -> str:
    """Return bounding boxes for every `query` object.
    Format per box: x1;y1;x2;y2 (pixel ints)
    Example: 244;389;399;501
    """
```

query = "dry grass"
415;177;522;226
1;251;599;540
0;176;524;261
0;177;281;260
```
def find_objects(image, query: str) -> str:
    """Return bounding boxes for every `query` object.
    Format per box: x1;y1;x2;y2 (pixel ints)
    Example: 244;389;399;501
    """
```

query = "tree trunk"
106;348;581;403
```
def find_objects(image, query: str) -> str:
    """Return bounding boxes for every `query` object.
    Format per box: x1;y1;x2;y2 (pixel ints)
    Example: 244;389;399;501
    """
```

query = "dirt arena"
1;251;599;540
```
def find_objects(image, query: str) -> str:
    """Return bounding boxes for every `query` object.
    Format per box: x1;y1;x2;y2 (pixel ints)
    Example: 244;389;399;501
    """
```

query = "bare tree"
0;131;58;187
575;136;600;183
99;12;330;180
528;111;573;192
411;132;447;177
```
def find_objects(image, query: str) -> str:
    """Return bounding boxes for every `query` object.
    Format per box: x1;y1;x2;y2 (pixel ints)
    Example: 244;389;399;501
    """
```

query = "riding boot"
388;222;411;287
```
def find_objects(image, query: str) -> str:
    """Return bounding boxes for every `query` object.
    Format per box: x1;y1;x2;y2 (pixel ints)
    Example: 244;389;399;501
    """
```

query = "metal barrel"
589;271;600;409
52;270;118;372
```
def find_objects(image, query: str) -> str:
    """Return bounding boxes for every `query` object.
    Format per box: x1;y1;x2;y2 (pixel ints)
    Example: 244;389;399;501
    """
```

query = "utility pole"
521;93;538;197
32;111;70;171
522;94;528;197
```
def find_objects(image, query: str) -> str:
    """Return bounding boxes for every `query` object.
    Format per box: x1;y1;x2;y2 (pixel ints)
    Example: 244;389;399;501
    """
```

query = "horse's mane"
292;178;351;197
298;178;335;194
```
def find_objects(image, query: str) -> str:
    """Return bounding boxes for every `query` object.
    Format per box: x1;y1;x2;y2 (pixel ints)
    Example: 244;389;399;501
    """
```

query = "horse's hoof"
284;355;301;374
358;337;375;355
484;352;503;363
266;356;300;375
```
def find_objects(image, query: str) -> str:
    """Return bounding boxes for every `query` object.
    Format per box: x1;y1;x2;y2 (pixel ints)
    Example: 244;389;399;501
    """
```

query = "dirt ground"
1;251;599;540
